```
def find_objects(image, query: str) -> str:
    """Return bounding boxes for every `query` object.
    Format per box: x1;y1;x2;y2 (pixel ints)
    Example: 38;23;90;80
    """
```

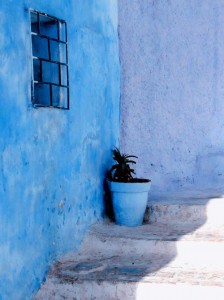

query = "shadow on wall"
103;177;115;222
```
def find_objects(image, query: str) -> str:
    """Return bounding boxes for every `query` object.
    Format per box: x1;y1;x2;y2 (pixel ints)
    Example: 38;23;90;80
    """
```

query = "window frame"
30;9;69;110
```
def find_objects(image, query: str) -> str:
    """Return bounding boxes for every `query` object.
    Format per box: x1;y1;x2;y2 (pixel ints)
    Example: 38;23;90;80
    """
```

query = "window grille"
30;10;69;109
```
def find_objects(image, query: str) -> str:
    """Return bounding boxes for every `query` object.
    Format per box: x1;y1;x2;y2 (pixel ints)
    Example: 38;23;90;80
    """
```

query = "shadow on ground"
35;188;224;299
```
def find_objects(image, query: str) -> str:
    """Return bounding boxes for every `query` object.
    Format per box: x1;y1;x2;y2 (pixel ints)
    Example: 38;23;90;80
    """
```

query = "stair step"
35;222;224;299
145;196;224;227
36;250;224;300
35;280;224;300
46;253;224;285
83;223;224;267
36;281;224;300
35;194;224;299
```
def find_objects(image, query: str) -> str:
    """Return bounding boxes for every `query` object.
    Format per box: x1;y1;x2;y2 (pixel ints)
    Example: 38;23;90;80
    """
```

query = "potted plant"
107;148;151;227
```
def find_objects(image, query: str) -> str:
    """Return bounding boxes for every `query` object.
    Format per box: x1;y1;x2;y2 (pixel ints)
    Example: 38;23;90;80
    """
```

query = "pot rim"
108;179;151;193
107;178;151;183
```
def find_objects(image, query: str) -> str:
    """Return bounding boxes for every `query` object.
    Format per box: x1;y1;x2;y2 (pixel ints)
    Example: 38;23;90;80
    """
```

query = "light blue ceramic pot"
108;180;151;227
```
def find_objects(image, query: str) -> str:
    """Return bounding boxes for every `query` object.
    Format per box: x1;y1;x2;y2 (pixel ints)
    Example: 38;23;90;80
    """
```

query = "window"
30;10;69;109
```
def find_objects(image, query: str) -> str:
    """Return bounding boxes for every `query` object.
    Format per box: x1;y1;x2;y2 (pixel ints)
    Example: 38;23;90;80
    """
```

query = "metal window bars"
30;9;69;109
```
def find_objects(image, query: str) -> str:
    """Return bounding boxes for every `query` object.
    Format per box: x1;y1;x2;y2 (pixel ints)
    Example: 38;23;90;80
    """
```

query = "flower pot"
108;180;151;227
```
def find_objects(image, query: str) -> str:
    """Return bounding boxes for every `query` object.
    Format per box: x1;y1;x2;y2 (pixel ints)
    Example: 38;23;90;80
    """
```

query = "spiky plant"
107;147;138;182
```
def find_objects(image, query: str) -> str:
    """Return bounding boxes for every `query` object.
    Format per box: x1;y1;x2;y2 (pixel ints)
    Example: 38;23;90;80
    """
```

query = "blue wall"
0;1;120;299
119;0;224;196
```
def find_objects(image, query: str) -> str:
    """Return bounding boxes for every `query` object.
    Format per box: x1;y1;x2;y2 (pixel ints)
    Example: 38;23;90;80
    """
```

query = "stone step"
35;280;224;300
36;258;224;300
144;195;224;227
81;223;224;267
35;222;224;299
36;193;224;299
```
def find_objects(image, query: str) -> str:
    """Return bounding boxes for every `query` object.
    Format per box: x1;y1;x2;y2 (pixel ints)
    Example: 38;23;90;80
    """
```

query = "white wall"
119;0;224;196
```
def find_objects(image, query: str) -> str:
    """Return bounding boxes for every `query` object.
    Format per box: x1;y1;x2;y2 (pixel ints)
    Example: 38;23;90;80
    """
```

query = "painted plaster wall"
119;0;224;195
0;1;119;299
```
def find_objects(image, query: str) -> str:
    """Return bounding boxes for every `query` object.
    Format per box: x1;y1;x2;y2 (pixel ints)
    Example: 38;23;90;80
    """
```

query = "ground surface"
36;196;224;299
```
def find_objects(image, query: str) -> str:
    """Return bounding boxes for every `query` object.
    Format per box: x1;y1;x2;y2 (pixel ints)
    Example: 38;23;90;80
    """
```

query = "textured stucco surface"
0;1;119;299
119;0;224;195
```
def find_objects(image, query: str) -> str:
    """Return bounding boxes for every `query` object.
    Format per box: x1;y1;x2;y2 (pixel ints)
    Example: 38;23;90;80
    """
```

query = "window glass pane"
50;41;66;63
32;35;49;59
42;61;59;84
39;14;58;39
33;83;50;106
61;65;68;86
52;86;68;108
59;21;66;42
30;10;69;109
31;12;38;33
33;59;41;81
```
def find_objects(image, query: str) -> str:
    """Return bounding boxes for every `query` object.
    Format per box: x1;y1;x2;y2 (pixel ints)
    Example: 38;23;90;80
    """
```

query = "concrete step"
35;222;224;300
36;282;224;300
35;257;224;300
84;223;224;267
145;195;224;228
36;194;224;299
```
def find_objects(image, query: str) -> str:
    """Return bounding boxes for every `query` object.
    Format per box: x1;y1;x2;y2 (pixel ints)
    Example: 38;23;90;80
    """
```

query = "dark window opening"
30;10;69;109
